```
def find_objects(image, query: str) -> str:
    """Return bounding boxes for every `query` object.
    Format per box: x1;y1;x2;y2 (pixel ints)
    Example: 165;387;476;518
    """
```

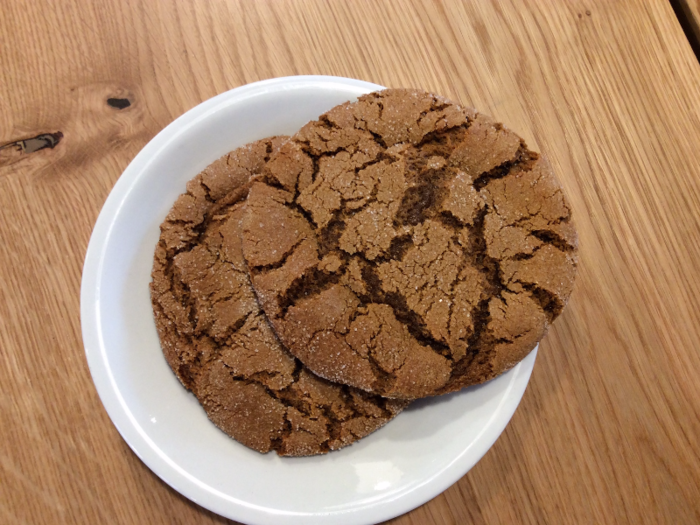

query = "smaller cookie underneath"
150;138;407;456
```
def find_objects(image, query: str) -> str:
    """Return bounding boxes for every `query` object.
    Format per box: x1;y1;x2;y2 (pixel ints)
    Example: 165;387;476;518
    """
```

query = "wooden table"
2;1;700;523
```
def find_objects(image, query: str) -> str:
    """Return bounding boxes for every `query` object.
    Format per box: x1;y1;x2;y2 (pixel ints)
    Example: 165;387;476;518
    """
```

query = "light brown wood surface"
2;0;700;523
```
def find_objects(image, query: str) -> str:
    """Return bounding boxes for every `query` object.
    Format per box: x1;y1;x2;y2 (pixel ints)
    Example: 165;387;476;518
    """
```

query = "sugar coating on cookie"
150;137;407;456
241;89;578;399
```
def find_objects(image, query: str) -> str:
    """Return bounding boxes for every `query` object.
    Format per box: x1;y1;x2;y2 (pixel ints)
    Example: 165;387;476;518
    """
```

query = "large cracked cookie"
241;89;578;400
150;138;407;456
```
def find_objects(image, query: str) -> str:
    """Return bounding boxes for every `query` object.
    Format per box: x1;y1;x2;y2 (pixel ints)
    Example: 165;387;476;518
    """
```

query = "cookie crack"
507;247;543;262
214;311;253;344
342;305;401;391
318;114;344;131
162;218;211;258
445;205;506;379
376;99;384;123
156;199;254;380
276;267;344;317
395;128;477;226
274;369;395;451
285;388;355;447
309;154;320;186
413;120;470;151
445;241;473;354
165;191;246;261
209;185;254;217
236;369;287;388
151;291;199;389
335;156;387;211
384;234;413;262
299;135;360;157
317;218;347;258
366;129;388;149
465;299;492;351
440;296;495;392
251;237;308;274
516;282;562;322
270;418;293;452
220;361;288;397
295;153;390;230
531;229;576;252
181;244;245;319
472;145;531;191
193;178;217;205
169;254;200;333
357;264;454;360
466;206;505;295
437;210;466;228
364;346;400;393
395;178;447;226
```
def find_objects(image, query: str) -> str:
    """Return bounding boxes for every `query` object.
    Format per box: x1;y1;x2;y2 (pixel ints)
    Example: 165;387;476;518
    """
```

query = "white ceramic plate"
81;76;537;525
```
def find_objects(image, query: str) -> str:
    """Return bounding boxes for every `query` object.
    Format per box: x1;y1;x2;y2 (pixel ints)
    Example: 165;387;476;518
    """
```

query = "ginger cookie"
241;89;578;400
150;137;407;456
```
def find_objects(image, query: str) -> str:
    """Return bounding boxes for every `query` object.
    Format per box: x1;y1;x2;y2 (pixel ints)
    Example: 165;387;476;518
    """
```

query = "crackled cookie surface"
150;138;406;456
241;89;578;399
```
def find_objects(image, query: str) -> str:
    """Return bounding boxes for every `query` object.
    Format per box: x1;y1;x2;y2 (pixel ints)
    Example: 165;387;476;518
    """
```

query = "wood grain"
2;0;700;523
